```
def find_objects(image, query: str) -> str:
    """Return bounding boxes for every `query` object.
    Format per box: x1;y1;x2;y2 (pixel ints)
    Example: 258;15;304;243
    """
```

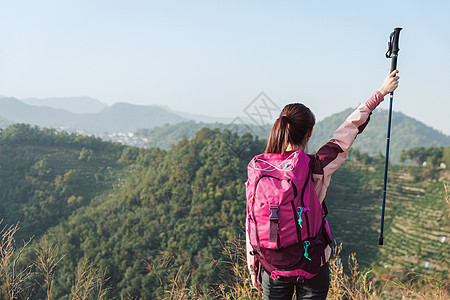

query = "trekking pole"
379;27;402;246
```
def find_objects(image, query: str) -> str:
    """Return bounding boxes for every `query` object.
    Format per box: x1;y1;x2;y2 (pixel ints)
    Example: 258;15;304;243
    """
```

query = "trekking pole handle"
386;27;402;72
390;56;398;74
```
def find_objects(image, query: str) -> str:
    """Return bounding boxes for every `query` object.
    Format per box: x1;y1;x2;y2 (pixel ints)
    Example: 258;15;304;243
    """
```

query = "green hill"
135;120;271;150
0;124;126;240
135;109;450;162
326;161;449;279
0;125;448;298
309;108;450;161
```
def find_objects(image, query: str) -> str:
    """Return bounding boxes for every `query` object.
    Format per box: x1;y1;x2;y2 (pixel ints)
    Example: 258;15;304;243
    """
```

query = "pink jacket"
246;91;385;275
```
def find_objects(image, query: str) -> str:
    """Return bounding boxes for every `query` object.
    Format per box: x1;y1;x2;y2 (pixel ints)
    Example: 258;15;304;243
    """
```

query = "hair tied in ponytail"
281;115;291;123
265;103;315;155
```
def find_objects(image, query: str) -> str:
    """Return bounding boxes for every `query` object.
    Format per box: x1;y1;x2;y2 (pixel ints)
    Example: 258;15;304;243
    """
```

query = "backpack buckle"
269;206;280;246
269;206;279;220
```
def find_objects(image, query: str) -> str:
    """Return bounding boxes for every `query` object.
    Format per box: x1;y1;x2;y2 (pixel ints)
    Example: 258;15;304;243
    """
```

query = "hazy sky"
1;0;449;134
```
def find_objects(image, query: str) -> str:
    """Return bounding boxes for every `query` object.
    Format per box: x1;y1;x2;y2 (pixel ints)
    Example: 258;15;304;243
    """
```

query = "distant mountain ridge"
0;97;187;133
0;96;234;132
0;96;448;161
21;96;107;114
154;104;234;123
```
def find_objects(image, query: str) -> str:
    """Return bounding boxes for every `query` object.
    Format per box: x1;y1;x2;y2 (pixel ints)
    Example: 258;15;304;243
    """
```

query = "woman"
246;70;400;299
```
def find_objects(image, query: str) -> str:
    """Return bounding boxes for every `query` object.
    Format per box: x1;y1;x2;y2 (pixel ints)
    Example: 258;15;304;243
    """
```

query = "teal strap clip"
297;207;304;228
304;241;311;261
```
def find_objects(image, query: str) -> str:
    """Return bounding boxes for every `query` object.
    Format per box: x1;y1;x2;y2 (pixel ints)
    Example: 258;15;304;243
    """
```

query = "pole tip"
378;235;384;246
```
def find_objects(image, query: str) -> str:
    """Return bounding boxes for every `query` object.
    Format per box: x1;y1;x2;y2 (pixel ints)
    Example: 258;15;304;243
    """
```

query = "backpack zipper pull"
296;206;310;228
297;207;304;228
304;241;312;261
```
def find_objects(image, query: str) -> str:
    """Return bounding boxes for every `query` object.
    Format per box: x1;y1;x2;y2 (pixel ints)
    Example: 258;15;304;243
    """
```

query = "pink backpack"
246;150;332;281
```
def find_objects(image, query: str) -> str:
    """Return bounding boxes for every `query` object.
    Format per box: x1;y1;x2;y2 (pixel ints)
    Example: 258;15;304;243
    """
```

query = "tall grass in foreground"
0;226;449;299
0;220;112;300
155;238;449;300
0;183;449;300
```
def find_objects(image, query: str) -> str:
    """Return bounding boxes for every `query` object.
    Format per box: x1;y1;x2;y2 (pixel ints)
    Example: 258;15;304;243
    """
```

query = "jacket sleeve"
312;91;384;203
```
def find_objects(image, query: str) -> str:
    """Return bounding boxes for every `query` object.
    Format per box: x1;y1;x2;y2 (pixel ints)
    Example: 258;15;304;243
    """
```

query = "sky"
1;0;449;134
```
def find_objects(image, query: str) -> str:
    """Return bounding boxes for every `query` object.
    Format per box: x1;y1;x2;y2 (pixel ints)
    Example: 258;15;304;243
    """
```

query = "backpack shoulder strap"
307;154;328;219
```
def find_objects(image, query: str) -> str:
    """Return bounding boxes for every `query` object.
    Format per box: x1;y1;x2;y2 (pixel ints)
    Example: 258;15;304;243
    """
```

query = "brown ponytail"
265;103;315;155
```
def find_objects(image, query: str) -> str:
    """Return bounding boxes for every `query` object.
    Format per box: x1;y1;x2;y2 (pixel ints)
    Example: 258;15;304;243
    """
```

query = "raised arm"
312;70;399;202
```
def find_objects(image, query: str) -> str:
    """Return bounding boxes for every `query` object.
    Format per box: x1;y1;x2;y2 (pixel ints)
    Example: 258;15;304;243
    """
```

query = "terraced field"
377;168;449;279
325;161;449;280
326;162;383;266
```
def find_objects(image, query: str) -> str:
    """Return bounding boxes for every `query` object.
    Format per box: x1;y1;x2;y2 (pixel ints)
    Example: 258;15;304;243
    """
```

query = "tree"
442;146;450;166
78;147;94;162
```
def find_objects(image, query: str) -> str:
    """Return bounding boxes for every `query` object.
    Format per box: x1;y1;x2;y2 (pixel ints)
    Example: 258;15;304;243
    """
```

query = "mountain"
21;96;107;114
0;97;187;133
135;109;450;162
1;95;448;160
155;104;234;123
308;108;450;161
0;97;77;127
57;102;189;133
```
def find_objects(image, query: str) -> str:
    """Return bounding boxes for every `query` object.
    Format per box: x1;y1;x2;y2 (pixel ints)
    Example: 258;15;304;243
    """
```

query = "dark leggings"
261;263;330;300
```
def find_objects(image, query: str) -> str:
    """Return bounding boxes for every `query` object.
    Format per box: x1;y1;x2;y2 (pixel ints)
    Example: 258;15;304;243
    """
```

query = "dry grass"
71;257;110;300
163;265;205;300
0;221;34;299
328;243;345;300
0;208;448;300
144;237;262;300
328;243;379;300
144;250;207;300
445;183;449;218
31;238;65;300
394;273;450;299
0;221;112;300
213;237;262;300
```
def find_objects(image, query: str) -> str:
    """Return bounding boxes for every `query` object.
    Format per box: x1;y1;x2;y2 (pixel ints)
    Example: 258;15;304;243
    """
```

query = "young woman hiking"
246;70;399;299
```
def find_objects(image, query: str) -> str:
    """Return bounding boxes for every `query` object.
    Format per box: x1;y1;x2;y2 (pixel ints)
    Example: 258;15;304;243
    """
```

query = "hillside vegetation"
0;124;448;299
0;124;126;241
327;160;449;280
309;108;450;161
135;121;271;150
1;96;448;162
135;109;450;162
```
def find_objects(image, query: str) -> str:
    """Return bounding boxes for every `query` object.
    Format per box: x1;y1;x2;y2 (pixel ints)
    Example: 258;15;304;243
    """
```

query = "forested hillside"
0;125;448;299
0;124;126;241
36;129;265;298
135;109;450;162
1;96;448;162
308;108;450;161
135;121;271;150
